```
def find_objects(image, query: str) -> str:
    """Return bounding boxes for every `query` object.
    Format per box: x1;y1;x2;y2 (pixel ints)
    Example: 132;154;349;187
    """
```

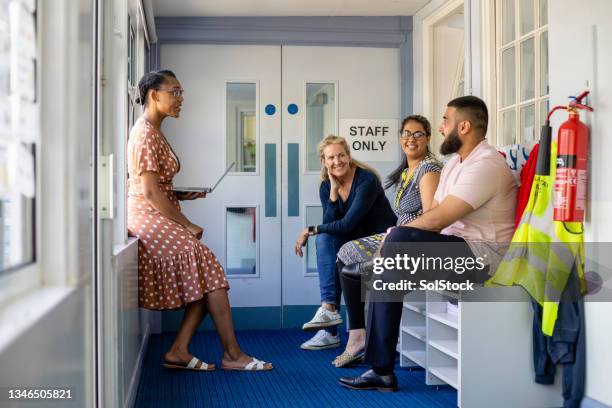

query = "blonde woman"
294;135;397;350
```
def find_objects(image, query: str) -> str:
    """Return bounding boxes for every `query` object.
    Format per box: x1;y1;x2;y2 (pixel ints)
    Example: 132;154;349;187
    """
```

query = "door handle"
99;154;114;219
265;144;277;217
288;143;299;217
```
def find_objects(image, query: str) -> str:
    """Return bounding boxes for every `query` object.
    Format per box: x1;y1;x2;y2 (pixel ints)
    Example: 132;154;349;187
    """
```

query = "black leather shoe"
339;369;398;392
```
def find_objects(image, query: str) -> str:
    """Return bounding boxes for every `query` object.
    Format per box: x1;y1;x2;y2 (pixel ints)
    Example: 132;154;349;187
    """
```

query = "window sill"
0;286;75;353
0;262;42;309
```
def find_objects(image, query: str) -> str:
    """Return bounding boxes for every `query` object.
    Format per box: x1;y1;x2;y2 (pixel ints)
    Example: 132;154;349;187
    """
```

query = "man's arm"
404;195;473;232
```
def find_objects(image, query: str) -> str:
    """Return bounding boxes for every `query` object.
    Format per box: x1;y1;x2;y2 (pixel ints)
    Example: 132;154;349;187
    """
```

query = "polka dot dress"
127;117;229;310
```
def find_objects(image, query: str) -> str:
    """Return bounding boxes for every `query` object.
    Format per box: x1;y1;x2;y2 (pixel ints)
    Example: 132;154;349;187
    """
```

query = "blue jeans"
315;233;349;334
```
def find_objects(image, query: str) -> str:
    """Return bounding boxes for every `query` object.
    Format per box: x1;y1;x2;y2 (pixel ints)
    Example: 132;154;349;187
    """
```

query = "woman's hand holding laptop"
176;191;207;201
173;162;235;197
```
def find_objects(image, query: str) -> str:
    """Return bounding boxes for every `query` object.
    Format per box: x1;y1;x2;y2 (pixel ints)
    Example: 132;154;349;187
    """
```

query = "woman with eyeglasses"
127;70;272;372
331;115;442;368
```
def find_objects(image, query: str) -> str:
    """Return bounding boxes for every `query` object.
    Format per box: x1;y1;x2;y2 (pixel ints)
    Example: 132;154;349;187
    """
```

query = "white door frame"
420;0;465;130
478;0;498;145
99;0;152;406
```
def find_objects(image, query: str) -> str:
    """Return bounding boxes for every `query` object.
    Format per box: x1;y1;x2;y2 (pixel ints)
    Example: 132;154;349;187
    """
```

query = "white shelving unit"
399;286;564;408
399;290;426;369
400;290;459;388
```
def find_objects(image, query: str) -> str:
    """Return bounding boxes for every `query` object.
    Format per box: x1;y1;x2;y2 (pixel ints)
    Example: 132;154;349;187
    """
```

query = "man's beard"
439;126;462;155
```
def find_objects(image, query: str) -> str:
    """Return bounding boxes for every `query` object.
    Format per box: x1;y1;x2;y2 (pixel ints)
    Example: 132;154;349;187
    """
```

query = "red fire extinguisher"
547;91;593;222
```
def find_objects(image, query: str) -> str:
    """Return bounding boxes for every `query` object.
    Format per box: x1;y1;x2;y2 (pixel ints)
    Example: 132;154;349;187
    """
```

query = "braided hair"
135;70;177;106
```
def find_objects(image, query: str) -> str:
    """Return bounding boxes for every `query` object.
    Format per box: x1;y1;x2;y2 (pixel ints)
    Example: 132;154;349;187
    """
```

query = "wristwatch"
308;225;317;236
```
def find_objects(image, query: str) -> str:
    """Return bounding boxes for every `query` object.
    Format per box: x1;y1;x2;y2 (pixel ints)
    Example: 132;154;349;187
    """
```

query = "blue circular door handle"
287;104;299;115
265;104;276;115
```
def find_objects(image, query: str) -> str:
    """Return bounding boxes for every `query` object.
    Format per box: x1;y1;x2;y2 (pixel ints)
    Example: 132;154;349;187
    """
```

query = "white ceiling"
152;0;431;17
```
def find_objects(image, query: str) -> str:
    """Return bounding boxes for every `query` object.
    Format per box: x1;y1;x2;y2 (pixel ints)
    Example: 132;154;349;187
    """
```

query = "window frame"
224;80;261;176
303;203;323;277
0;0;40;300
302;80;339;176
224;204;261;279
495;0;549;146
0;180;37;276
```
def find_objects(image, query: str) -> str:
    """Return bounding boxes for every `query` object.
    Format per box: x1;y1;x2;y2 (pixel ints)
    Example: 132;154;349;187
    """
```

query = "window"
127;15;136;128
226;83;257;173
496;0;548;146
0;0;37;273
304;206;322;275
226;207;257;275
121;6;149;246
305;83;336;172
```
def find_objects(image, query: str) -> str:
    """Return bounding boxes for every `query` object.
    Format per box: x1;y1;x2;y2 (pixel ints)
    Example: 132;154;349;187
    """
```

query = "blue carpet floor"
135;329;456;408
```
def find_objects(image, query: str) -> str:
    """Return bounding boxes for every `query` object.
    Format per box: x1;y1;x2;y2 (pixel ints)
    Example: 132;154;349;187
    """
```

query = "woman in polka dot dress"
128;70;272;372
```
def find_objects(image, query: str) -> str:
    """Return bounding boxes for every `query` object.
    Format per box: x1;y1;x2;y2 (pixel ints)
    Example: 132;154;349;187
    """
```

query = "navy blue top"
317;167;397;240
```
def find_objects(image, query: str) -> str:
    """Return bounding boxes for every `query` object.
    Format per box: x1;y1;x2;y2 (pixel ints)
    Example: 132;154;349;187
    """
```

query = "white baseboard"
583;397;612;408
124;322;150;408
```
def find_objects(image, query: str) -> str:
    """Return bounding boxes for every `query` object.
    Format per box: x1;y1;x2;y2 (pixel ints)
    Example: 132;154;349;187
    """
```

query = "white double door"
162;44;399;318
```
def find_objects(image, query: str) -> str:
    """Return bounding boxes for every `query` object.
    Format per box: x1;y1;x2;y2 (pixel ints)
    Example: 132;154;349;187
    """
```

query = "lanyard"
394;161;425;209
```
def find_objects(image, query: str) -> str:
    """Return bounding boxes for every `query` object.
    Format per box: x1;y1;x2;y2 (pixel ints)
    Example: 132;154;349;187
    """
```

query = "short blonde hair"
317;135;380;182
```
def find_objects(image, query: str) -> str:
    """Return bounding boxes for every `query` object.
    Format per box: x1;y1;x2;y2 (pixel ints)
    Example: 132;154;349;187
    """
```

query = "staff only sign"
340;119;399;162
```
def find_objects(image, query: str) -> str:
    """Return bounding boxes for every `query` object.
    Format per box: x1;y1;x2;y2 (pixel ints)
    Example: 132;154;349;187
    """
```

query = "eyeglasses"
158;88;184;98
399;130;427;140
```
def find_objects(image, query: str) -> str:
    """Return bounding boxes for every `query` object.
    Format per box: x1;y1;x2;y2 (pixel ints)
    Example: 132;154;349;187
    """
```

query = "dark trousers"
364;227;473;374
532;267;585;408
340;267;366;330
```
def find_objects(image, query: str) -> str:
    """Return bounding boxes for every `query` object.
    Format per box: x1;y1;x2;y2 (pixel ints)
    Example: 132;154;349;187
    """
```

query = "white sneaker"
300;329;341;350
302;306;343;330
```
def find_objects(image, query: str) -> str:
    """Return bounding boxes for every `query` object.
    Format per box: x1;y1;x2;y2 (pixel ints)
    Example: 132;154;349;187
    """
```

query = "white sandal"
222;357;273;371
163;356;214;371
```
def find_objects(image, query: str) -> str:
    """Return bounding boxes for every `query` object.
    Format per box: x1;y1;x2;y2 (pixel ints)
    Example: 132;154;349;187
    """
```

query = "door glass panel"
501;110;516;146
539;99;549;130
520;0;534;35
539;0;548;26
305;206;323;274
501;47;516;108
226;207;257;275
306;83;336;172
520;38;535;101
0;197;34;269
501;0;516;45
520;104;536;143
128;17;136;87
539;31;549;96
226;83;257;173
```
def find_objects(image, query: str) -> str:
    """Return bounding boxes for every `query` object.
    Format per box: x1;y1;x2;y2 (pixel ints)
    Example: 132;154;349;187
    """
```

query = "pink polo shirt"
434;140;517;270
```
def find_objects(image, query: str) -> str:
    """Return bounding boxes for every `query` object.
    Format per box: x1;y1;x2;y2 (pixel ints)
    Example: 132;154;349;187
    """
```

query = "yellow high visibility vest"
487;142;586;336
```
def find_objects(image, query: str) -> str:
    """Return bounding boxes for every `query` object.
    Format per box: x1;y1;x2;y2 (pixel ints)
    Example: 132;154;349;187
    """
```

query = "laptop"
173;162;236;194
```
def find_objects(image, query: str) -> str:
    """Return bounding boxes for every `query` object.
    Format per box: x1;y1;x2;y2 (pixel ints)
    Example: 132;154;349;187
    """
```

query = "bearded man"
339;95;517;392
